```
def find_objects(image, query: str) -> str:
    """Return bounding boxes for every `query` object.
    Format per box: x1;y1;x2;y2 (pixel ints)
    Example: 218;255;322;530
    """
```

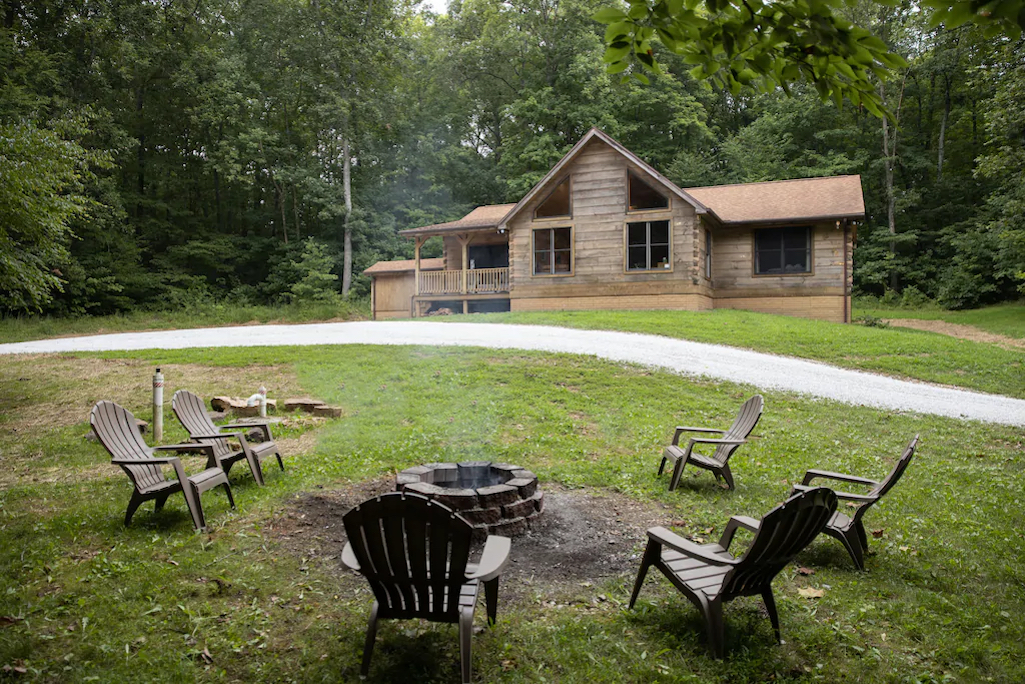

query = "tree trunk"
880;82;898;292
937;75;950;181
342;137;353;297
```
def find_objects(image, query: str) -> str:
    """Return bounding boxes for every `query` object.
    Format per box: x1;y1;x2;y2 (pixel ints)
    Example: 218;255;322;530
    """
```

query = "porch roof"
399;204;516;237
362;257;445;275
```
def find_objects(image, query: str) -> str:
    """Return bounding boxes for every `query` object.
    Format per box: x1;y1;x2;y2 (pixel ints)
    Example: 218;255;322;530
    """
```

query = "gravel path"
1;321;1022;426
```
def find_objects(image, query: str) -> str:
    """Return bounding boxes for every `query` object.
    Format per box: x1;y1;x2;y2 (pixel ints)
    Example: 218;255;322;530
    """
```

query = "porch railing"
418;267;509;295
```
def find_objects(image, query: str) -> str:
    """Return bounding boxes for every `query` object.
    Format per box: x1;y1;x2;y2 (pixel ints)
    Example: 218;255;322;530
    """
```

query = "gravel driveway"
1;321;1022;426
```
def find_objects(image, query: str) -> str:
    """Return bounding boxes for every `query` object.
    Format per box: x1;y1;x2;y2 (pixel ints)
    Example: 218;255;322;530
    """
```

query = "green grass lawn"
854;300;1025;339
0;300;370;344
454;309;1025;399
1;344;1023;682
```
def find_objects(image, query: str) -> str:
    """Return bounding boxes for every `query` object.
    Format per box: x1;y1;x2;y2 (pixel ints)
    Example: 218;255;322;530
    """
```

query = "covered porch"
403;204;513;317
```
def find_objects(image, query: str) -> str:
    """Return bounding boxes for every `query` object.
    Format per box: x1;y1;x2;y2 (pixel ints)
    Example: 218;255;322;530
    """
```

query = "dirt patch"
0;356;304;433
885;319;1025;350
266;480;675;602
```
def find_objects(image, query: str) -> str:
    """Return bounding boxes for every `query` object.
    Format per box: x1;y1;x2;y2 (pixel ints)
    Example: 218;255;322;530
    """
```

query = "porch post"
458;233;471;295
414;236;424;297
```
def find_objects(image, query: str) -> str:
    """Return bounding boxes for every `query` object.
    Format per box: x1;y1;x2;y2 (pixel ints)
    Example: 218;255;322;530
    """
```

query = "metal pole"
152;367;164;443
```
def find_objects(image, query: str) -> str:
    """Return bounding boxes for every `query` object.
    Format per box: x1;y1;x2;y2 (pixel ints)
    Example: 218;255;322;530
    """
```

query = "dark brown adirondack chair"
342;492;511;684
791;435;918;570
171;390;284;486
659;395;763;491
90;400;235;531
629;486;837;658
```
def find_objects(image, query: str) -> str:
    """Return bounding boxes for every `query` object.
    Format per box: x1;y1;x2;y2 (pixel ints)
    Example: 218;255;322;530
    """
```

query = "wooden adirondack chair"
790;435;918;570
342;492;511;684
659;395;763;491
629;486;837;658
90;400;235;531
171;390;284;486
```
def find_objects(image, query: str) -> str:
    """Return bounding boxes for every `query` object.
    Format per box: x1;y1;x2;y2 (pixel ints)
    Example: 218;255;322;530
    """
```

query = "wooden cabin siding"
372;272;416;319
710;222;848;321
507;139;703;308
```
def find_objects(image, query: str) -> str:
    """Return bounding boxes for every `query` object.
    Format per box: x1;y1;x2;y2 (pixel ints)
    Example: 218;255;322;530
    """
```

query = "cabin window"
534;177;571;219
533;227;572;275
628;172;669;211
705;229;712;279
754;227;811;275
626;220;671;271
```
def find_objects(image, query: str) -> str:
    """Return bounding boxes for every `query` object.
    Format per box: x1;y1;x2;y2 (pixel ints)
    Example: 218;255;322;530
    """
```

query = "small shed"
363;258;445;319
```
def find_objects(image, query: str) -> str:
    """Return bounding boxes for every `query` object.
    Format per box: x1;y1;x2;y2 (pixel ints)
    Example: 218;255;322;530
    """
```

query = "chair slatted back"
722;487;837;598
172;390;233;459
90;401;165;490
853;435;918;524
713;395;764;465
343;493;474;623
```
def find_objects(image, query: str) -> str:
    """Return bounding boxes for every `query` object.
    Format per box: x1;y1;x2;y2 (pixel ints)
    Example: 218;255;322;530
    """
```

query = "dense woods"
1;0;1023;316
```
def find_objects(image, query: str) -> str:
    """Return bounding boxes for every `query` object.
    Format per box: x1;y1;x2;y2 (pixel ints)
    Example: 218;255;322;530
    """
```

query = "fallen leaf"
167;559;179;566
0;617;22;628
798;587;825;599
872;529;885;538
501;659;517;671
797;567;815;576
200;648;213;664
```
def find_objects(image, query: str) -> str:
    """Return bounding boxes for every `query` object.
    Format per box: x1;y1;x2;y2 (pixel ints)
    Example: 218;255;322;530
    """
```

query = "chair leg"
125;491;146;526
184;482;207;531
153;493;171;513
246;452;266;486
702;597;726;659
719;463;735;491
274;449;284;471
839;529;866;571
762;588;782;644
669;457;686;491
657;454;668;476
222;482;236;509
484;578;499;626
854;520;868;552
360;601;380;677
629;539;660;609
459;605;474;684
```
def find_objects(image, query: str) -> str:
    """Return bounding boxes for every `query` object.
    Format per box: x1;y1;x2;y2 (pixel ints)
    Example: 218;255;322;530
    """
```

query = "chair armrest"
153;444;214;455
718;515;760;549
189;432;242;440
466;535;511;582
647;527;738;566
801;469;878;487
672;426;724;445
791;483;877;503
222;422;273;440
341;542;360;571
688;437;746;446
112;456;180;465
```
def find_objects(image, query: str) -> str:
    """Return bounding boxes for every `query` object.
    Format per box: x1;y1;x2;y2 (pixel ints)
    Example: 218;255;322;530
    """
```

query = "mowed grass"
855;300;1025;339
0;300;370;344
0;344;1023;683
455;309;1025;399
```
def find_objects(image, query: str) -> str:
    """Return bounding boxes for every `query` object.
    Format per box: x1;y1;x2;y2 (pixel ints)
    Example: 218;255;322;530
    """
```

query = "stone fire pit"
396;461;543;537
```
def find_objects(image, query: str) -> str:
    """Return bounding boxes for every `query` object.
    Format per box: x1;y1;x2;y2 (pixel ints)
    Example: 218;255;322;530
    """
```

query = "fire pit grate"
395;461;543;537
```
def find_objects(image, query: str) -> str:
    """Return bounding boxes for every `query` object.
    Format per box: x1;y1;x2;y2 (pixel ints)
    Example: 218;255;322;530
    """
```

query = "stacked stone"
396;461;543;538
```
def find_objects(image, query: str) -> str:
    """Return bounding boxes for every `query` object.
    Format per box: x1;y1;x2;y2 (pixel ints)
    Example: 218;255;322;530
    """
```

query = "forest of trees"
1;0;1023;316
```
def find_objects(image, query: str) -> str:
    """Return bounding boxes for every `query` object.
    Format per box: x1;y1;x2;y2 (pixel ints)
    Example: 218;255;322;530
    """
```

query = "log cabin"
364;128;864;323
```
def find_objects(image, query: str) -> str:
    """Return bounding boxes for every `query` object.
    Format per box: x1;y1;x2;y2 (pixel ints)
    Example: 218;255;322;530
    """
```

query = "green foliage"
0;121;103;311
288;238;341;305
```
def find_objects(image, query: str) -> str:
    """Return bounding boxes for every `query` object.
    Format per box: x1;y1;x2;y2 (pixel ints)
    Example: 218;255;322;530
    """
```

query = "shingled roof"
362;257;445;275
685;175;865;225
399;204;516;237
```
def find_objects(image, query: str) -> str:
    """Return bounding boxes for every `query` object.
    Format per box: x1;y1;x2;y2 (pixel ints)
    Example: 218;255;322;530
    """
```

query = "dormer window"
534;177;571;219
628;172;669;211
